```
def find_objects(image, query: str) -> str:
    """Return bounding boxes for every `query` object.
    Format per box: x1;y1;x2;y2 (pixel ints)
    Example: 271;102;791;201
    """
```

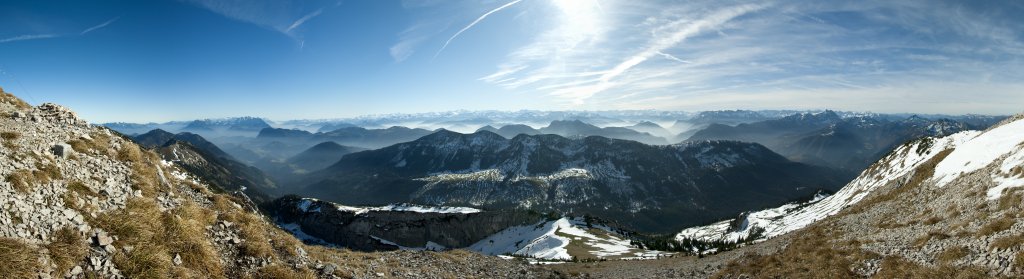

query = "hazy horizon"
2;0;1023;123
89;108;1009;125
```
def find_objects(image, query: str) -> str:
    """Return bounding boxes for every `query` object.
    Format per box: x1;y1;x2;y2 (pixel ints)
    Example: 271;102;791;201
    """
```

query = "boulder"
51;143;73;159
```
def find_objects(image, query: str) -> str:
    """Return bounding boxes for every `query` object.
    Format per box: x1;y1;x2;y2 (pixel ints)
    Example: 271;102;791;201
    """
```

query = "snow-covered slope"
931;117;1024;199
295;198;481;215
469;218;670;261
677;130;982;243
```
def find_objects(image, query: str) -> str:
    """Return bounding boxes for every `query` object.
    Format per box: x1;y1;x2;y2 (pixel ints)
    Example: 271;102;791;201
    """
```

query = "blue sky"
0;0;1022;123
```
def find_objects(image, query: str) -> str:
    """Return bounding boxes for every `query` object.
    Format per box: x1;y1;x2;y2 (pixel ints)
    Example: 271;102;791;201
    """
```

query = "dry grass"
912;231;950;248
998;189;1024;211
93;198;172;278
6;169;32;193
977;215;1015;236
118;144;144;163
873;257;988;279
67;180;98;198
161;202;224;278
1;131;19;141
213;195;274;258
0;237;42;279
922;215;943;225
127;150;162;197
251;264;317;279
94;198;165;245
237;214;275;259
990;234;1024;250
0;89;32;109
46;227;88;276
1017;251;1024;268
936;246;969;263
113;243;172;279
712;227;880;278
74;139;365;277
68;132;113;157
269;226;303;258
34;161;62;183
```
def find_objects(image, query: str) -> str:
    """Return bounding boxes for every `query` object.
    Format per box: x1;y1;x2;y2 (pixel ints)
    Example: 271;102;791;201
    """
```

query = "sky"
0;0;1022;123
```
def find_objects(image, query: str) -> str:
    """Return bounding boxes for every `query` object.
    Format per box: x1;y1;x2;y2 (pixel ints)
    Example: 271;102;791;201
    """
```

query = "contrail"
434;0;523;59
286;8;324;34
0;34;58;43
81;16;120;35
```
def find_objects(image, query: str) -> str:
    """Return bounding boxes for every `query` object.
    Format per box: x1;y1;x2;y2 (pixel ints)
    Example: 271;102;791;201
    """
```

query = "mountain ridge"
296;129;845;233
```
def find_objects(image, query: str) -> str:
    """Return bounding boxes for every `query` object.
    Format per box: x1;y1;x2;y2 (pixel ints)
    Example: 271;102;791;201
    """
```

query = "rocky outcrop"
271;196;545;251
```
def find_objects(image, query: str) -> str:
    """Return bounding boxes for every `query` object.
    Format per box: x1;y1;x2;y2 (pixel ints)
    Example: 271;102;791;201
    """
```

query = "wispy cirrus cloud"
434;0;523;58
181;0;338;44
286;8;324;34
465;0;1024;114
80;17;120;35
1;16;120;44
0;34;60;43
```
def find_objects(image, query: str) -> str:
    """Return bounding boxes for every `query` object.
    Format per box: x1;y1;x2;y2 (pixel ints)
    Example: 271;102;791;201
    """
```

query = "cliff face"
271;196;546;251
0;88;556;279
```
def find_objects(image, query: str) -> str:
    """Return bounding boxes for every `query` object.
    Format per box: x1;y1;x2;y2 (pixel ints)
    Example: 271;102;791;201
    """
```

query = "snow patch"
933;120;1024;188
296;198;481;215
470;218;669;261
414;169;505;183
371;236;447;251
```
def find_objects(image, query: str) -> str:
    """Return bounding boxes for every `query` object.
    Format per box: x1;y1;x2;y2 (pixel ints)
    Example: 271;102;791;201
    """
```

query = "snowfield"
295;198;482;215
469;218;671;261
370;236;447;251
931;118;1024;199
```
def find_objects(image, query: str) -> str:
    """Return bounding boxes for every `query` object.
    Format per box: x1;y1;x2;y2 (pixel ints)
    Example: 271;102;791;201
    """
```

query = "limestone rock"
51;143;73;158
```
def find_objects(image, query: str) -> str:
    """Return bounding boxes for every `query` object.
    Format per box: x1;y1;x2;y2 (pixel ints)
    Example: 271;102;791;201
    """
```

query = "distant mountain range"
685;110;1004;174
477;120;669;145
105;116;271;136
293;130;845;233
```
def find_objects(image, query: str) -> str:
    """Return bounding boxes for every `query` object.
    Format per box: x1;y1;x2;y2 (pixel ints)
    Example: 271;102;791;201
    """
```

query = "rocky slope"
298;130;844;233
0;88;557;278
557;113;1024;278
131;129;281;199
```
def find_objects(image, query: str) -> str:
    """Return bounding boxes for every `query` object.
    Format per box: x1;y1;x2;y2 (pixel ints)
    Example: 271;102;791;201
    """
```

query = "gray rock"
50;143;72;159
173;253;182;266
94;232;113;247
